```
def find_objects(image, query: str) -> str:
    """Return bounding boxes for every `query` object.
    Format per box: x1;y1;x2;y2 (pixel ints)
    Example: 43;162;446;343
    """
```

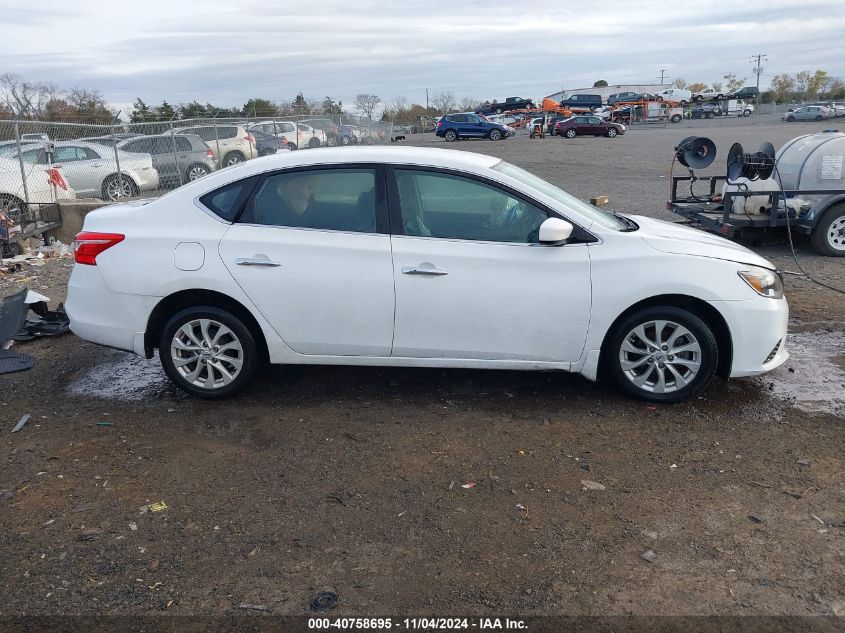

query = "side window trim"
235;163;390;235
387;165;596;244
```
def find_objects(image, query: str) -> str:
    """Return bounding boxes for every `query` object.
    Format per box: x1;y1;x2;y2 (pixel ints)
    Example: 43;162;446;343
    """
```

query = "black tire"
656;96;664;102
309;137;321;148
495;107;503;114
444;129;458;142
706;111;715;119
670;114;682;123
186;163;210;181
489;128;503;141
606;127;618;137
787;115;795;122
815;115;823;121
694;95;703;102
341;135;351;146
222;151;245;167
810;203;845;256
564;128;576;138
606;306;718;403
159;306;260;399
287;143;297;151
101;174;138;201
326;135;337;147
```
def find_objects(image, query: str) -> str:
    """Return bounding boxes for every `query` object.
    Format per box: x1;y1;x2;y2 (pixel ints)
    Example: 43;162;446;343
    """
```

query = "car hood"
629;215;776;269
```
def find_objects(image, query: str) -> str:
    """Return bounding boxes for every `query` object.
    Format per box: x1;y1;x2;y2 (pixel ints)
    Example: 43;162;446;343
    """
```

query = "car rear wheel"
810;203;845;256
309;138;321;148
787;115;795;122
670;114;682;123
489;129;502;141
222;151;245;167
287;143;297;151
564;128;576;138
326;135;337;147
444;129;458;142
607;306;718;403
186;163;210;181
606;127;618;137
159;306;259;399
102;174;137;201
815;115;823;121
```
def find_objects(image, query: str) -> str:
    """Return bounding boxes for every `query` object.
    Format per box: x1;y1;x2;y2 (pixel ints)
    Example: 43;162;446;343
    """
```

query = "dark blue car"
435;112;512;142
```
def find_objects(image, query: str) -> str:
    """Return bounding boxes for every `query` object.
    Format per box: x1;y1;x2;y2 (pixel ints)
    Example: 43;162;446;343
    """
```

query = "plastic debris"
310;591;339;611
797;458;811;466
128;522;138;531
140;501;168;513
96;422;113;427
461;482;476;489
581;480;606;491
11;413;30;433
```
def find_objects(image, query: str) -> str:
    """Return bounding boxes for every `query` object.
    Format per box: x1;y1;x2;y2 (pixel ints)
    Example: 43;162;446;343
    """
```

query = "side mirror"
538;217;574;245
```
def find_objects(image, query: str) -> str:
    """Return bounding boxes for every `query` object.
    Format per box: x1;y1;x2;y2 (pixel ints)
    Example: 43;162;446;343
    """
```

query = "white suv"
656;88;692;105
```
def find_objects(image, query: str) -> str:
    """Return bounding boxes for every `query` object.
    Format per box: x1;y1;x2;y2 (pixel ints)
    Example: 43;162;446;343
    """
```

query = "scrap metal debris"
11;413;30;433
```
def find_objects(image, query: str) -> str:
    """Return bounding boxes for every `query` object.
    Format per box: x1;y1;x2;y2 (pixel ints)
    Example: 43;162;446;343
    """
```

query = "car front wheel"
489;129;502;141
607;306;718;403
606;128;617;137
159;306;260;399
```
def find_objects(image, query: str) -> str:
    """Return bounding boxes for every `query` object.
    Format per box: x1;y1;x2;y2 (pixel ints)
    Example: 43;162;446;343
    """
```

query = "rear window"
199;176;258;222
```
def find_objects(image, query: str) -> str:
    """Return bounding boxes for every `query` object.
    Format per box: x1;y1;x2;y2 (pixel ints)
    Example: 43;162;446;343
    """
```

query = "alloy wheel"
188;165;209;181
106;176;132;200
170;318;244;390
618;320;702;394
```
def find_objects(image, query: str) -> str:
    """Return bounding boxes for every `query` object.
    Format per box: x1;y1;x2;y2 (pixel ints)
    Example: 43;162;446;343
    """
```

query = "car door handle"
91;163;103;167
235;257;281;267
402;266;448;276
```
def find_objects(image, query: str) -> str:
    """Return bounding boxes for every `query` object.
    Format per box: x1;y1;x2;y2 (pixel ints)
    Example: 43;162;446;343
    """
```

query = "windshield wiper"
613;212;639;232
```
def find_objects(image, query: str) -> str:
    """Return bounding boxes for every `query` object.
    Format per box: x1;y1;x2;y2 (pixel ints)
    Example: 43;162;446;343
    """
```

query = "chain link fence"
0;114;394;254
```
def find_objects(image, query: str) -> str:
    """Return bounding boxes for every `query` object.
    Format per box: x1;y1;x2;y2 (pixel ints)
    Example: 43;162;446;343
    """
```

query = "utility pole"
659;69;667;85
750;53;767;117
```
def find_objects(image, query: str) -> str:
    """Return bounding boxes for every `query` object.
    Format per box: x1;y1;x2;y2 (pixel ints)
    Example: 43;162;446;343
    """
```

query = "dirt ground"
1;116;844;620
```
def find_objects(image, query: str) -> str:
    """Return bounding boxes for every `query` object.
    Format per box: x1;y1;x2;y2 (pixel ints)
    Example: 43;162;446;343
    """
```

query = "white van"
656;88;692;105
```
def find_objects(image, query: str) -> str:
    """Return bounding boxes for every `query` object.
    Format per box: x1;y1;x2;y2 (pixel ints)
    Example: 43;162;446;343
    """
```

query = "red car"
553;115;626;139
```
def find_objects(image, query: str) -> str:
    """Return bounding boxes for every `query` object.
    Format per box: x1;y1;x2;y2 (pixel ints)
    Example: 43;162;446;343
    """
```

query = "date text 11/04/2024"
307;618;528;630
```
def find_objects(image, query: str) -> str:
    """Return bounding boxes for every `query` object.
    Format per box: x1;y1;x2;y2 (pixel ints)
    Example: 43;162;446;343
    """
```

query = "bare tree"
392;96;408;113
430;91;456;114
354;93;381;120
458;96;479;112
672;78;688;89
723;73;745;93
0;73;57;117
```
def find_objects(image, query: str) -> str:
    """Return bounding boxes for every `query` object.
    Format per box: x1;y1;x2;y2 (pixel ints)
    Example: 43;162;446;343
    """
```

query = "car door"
388;167;591;362
150;137;178;180
52;146;101;197
466;114;487;137
218;165;395;356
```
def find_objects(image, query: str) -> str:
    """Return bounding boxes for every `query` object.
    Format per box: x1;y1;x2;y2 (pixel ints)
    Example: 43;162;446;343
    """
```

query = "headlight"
738;267;783;299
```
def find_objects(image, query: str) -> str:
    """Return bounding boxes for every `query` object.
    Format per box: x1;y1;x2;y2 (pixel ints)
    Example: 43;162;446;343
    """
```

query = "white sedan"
66;147;789;402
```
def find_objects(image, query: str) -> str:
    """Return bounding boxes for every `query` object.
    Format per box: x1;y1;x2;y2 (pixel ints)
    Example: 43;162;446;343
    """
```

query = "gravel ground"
1;115;843;619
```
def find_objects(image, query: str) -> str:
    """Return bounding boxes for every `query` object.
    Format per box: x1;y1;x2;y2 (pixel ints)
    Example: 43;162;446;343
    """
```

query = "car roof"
170;147;501;194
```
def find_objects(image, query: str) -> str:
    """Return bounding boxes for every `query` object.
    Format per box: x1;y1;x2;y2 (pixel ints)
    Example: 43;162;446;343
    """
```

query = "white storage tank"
775;130;845;191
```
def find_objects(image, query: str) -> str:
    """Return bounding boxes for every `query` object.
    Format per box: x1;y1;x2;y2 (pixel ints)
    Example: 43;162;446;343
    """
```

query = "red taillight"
206;149;214;158
73;232;125;266
244;134;255;143
436;121;442;128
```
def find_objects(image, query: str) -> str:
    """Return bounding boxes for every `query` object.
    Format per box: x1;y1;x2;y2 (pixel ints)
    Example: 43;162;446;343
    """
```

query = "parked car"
78;133;143;147
477;97;535;114
607;92;639;105
656;88;692;105
807;102;845;117
690;103;723;119
15;141;159;200
0;140;37;158
250;129;284;156
66;147;790;403
727;86;759;100
783;106;831;122
559;94;602;111
20;133;49;142
174;125;256;167
118;134;217;184
436;113;513;141
299;119;340;146
552;116;625;138
249;121;326;150
637;92;657;101
0;156;76;214
692;88;725;102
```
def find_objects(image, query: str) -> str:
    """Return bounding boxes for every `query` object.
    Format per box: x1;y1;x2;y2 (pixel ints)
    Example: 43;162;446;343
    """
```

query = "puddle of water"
68;351;170;401
760;328;845;418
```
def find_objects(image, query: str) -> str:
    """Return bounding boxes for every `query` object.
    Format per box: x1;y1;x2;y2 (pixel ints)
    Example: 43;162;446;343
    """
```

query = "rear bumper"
66;264;158;355
709;296;790;377
130;168;160;192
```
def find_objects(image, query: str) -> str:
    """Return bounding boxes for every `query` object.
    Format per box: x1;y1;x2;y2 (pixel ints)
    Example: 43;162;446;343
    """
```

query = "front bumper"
709;296;790;377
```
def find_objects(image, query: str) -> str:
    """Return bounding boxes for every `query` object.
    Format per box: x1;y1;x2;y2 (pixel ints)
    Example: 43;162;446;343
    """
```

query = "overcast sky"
3;0;844;114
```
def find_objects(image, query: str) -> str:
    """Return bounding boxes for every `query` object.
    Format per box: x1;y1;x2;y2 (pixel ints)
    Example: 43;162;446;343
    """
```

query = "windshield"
491;161;630;231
